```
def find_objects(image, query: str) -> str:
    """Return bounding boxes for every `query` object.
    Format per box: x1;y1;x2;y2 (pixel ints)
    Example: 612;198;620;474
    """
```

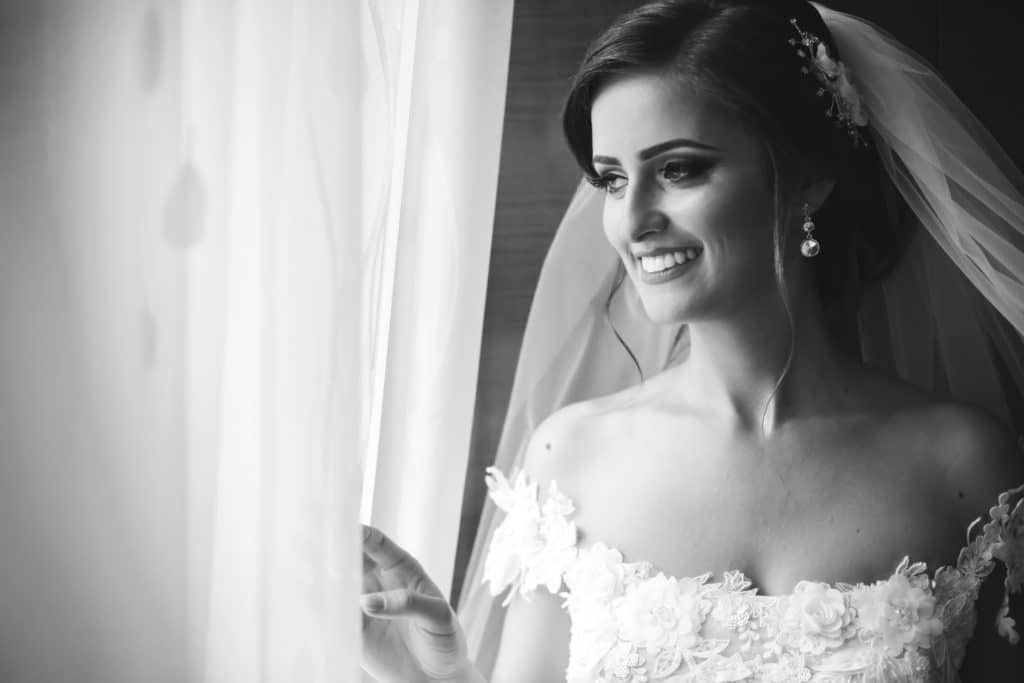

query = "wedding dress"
482;468;1024;682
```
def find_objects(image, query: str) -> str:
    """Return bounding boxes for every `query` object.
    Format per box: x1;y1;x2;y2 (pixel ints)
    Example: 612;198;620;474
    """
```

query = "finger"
362;524;431;587
363;551;376;575
360;588;457;635
361;525;447;599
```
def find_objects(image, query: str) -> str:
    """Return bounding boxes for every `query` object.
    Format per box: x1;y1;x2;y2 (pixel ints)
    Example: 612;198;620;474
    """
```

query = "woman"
362;1;1024;680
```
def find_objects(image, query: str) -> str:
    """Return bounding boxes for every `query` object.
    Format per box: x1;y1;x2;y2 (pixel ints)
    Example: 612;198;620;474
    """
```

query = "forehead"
590;73;756;160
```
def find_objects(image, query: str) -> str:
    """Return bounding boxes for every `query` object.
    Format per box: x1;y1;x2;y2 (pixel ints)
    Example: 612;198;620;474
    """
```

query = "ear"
803;177;836;214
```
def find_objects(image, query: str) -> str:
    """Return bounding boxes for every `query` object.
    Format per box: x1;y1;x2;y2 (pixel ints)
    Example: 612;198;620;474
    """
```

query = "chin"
638;294;697;326
629;262;711;325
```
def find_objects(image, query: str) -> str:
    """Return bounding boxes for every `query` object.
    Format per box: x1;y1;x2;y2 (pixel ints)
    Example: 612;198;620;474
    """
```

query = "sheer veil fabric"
457;2;1024;676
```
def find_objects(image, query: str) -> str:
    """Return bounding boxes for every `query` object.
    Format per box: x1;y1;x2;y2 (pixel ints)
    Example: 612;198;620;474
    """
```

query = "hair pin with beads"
788;18;869;147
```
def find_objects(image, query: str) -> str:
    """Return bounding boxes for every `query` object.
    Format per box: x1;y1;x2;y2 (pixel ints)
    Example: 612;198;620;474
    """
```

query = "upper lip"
631;245;703;259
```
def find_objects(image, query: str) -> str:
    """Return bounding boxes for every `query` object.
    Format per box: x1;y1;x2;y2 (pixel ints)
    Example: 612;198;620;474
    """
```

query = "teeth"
640;249;702;273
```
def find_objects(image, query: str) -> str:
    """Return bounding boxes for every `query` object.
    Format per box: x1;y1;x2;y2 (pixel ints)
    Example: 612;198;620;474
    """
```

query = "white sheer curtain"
0;0;366;681
0;0;513;680
359;0;514;600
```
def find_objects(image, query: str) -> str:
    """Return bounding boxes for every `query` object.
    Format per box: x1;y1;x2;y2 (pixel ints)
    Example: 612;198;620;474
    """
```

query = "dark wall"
452;0;1024;607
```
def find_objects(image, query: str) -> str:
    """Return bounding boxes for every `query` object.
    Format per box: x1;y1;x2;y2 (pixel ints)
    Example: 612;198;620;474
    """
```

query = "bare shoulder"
922;401;1024;514
518;391;621;486
842;360;1024;530
850;360;1023;498
866;362;1024;519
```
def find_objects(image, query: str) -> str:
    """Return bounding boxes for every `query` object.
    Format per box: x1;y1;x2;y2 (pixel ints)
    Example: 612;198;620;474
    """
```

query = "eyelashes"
587;173;625;193
588;160;711;196
662;160;709;183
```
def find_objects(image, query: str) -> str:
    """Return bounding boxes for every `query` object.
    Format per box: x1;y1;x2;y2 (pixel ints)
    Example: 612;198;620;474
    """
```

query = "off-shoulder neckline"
485;466;1024;600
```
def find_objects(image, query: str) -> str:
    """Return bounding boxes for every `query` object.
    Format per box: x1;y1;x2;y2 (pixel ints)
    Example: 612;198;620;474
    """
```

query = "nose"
630;209;669;240
627;186;669;241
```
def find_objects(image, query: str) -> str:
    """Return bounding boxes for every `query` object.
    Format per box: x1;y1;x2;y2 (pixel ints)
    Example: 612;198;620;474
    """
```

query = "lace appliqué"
482;466;578;606
930;483;1024;674
482;468;1024;681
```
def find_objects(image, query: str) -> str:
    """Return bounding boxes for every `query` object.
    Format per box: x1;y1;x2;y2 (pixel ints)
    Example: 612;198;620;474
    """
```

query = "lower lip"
638;255;701;284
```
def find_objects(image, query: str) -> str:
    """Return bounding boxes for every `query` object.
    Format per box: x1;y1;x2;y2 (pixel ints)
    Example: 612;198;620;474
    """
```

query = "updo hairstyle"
562;0;916;354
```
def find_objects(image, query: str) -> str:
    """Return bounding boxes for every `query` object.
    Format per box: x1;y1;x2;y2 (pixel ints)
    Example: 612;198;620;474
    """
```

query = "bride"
362;1;1024;680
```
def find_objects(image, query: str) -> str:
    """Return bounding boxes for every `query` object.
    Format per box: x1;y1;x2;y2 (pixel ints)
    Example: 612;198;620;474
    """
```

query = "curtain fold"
360;0;514;600
0;0;514;680
0;1;368;680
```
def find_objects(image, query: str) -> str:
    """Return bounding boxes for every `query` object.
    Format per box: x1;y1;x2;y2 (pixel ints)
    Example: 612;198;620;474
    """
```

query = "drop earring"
800;203;820;257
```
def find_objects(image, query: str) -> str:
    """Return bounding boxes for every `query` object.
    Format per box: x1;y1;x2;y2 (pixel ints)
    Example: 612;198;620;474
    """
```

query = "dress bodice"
481;467;1024;682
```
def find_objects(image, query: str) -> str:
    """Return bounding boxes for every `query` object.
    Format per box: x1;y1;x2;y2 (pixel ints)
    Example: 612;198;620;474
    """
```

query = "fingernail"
361;594;384;612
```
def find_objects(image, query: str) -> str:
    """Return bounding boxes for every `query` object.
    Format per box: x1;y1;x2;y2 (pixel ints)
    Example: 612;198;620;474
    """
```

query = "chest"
560;413;962;596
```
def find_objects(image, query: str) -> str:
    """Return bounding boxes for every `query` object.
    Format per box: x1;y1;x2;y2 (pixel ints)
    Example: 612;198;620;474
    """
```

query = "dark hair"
564;0;916;368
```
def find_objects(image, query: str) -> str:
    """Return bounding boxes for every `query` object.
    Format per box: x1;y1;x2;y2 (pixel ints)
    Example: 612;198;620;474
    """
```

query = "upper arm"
935;404;1024;678
490;589;571;683
934;402;1024;525
959;562;1024;681
487;404;589;682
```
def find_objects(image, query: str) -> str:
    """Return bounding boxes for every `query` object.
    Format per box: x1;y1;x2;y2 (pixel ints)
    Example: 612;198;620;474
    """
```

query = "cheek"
602;201;629;253
690;181;774;267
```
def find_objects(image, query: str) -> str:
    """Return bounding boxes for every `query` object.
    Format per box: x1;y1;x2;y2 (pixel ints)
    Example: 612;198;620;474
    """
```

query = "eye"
661;160;709;184
590;172;628;196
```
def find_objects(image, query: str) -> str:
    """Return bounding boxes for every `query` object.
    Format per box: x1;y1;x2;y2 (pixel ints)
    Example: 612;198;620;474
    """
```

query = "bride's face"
590;73;780;324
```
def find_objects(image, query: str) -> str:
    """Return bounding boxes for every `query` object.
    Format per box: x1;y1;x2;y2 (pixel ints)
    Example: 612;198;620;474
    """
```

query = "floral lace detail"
483;468;1024;681
483;467;578;606
929;482;1024;675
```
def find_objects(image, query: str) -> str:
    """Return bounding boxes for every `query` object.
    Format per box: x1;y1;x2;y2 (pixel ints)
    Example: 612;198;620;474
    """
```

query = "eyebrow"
592;137;720;166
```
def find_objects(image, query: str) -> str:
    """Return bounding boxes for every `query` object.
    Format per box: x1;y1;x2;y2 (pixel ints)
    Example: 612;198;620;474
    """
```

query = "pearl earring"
800;203;820;257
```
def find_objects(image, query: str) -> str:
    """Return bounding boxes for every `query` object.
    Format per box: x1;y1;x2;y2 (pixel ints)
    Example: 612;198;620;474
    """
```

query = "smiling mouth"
638;248;702;273
637;247;703;284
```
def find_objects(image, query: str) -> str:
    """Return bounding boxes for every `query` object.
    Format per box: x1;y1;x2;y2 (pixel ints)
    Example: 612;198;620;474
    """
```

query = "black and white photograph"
2;1;1023;681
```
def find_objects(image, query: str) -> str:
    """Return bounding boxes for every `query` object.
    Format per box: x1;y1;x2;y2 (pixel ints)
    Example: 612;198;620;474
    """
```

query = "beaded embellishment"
788;18;869;147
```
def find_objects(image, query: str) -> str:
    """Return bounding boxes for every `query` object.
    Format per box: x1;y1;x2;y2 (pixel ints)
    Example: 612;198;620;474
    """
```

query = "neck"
672;284;850;436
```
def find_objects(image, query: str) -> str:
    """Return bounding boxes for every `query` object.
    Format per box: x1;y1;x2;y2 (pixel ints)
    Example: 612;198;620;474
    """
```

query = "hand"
361;524;477;682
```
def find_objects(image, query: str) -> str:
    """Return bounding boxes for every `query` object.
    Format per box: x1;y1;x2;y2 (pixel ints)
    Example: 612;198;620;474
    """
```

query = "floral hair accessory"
788;18;869;147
